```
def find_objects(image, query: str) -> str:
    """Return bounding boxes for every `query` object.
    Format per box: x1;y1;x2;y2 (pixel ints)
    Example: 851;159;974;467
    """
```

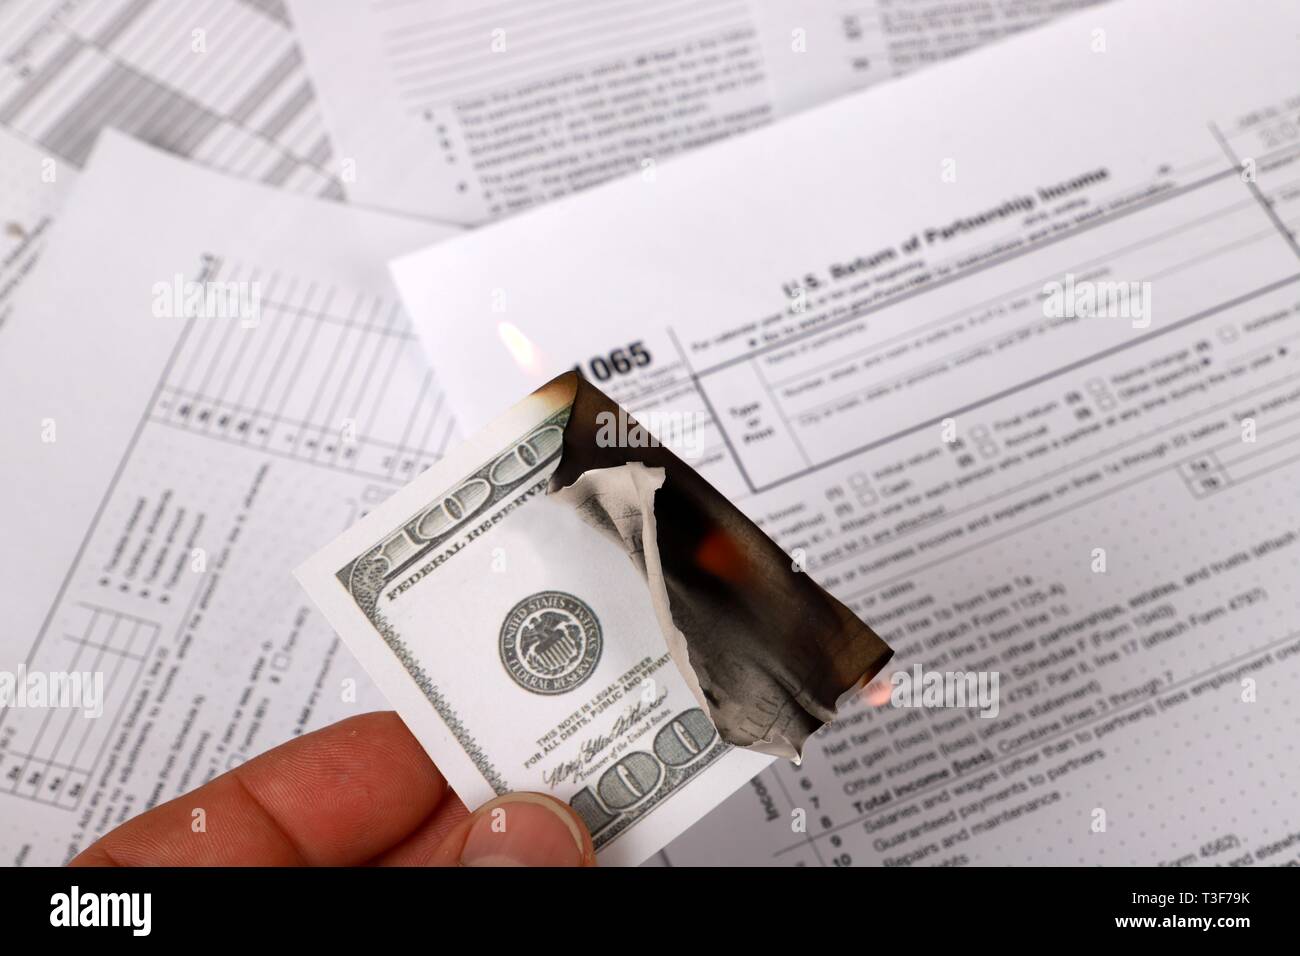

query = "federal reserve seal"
499;591;602;695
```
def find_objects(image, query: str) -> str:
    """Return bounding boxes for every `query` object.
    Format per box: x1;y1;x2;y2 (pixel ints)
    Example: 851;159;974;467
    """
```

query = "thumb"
432;792;597;867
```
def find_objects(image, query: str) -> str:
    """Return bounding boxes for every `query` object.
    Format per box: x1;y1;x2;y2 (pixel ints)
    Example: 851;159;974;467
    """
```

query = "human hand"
70;712;596;867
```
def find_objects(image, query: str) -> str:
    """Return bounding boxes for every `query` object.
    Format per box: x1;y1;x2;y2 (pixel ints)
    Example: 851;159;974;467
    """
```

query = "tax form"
391;0;1300;866
0;133;459;865
286;0;1101;224
1;0;340;331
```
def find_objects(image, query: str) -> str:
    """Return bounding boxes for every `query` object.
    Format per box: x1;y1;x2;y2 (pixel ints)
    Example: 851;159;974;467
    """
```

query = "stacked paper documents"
3;0;1299;869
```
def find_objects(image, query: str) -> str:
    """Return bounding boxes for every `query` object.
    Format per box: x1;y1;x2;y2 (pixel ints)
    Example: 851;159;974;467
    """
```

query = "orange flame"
497;321;540;373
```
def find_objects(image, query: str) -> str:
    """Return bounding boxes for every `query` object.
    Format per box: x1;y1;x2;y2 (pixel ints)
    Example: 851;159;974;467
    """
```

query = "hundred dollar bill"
296;373;889;864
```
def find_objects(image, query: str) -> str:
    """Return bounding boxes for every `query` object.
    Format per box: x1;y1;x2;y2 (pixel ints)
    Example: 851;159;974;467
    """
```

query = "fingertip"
435;792;597;867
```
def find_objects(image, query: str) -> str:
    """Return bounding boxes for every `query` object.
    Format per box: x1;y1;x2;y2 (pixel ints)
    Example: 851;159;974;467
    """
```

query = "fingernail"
459;793;587;867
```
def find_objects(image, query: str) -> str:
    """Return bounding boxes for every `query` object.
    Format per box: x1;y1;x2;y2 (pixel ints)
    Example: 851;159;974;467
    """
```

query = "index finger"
71;711;448;866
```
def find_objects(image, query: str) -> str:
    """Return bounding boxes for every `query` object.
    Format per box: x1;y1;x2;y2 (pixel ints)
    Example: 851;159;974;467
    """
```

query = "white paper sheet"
0;0;342;333
287;0;1101;224
0;133;459;865
391;0;1300;865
